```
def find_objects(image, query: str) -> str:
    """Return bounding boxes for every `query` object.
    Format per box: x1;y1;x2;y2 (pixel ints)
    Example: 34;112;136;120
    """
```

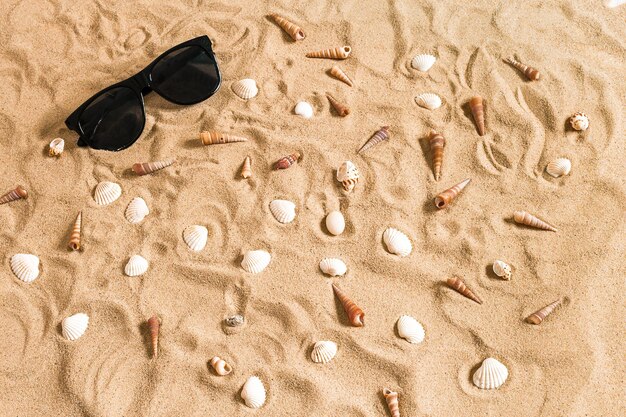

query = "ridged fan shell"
183;225;208;251
415;93;442;110
269;200;296;224
10;254;40;283
94;181;122;206
473;357;509;389
396;315;425;344
231;79;258;100
125;197;149;224
241;376;266;408
546;158;571;178
62;313;89;341
411;54;436;72
124;255;149;277
241;250;271;273
319;258;347;276
383;228;412;257
311;341;338;363
493;260;512;280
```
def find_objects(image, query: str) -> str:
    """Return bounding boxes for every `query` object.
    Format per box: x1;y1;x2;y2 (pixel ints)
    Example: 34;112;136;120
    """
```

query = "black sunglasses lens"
151;45;220;104
78;87;145;151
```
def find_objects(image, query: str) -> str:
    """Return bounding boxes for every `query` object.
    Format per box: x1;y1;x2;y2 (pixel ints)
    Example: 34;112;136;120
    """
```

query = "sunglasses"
65;35;221;151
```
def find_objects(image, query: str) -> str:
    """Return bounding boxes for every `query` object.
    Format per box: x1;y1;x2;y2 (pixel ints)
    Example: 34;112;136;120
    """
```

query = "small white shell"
94;181;122;206
396;315;425;344
319;258;347;276
49;138;65;156
10;254;40;283
183;225;208;251
605;0;626;7
325;211;345;236
125;197;149;224
411;54;436;72
241;376;266;409
546;158;571;178
492;260;512;280
231;78;258;100
62;313;89;341
311;341;338;363
294;101;314;119
124;255;149;277
415;93;442;110
241;250;271;273
383;228;412;257
569;112;589;131
473;357;509;389
269;200;296;224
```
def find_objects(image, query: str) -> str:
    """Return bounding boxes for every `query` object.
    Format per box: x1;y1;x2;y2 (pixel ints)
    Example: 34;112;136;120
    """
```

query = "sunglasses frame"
65;35;221;150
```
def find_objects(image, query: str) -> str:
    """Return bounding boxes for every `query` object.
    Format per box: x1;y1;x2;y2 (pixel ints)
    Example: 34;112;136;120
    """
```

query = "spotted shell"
124;255;149;277
49;138;65;156
415;93;442;110
232;79;258;100
319;258;347;276
125;197;149;224
241;376;266;408
383;228;412;257
546;158;571;178
569;112;589;131
241;250;271;273
94;181;122;206
10;254;40;283
396;315;425;344
294;101;314;119
269;200;296;224
183;225;208;251
492;260;512;280
473;357;509;389
62;313;89;341
310;341;337;363
411;54;436;72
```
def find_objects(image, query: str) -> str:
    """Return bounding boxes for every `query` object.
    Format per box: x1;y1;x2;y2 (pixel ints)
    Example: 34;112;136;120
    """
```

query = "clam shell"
473;357;509;389
241;250;271;273
231;79;258;100
396;315;425;344
62;313;89;341
294;101;314;119
269;200;296;224
415;93;442;110
411;54;436;72
319;258;347;276
10;254;40;283
241;376;266;408
383;228;412;257
492;260;512;280
49;138;65;156
311;341;338;363
325;211;345;236
124;255;149;277
125;197;149;224
546;158;571;178
183;225;208;251
94;181;122;206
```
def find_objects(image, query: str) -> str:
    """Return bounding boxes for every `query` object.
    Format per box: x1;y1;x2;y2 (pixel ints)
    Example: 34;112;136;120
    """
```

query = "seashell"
10;254;40;283
311;341;337;364
62;313;89;341
396;315;425;344
210;356;233;375
132;158;175;175
306;46;351;59
241;376;266;408
148;315;160;358
124;255;149;277
319;258;347;276
469;96;486;136
429;131;446;181
68;211;82;251
241;250;271;273
526;299;561;325
415;93;442;110
294;101;314;119
546;158;571;178
125;197;150;224
434;178;471;209
492;260;512;280
274;152;301;170
447;277;482;304
325;211;345;236
605;0;626;7
231;78;258;100
513;211;557;232
93;181;121;206
269;199;296;224
473;357;508;389
383;388;400;417
241;156;252;179
332;283;364;327
358;126;390;154
49;138;65;156
411;53;436;72
0;185;28;205
569;112;589;131
504;57;540;81
225;314;245;327
269;13;305;41
336;160;360;193
199;131;248;145
183;225;208;251
326;94;350;117
383;228;412;257
329;65;353;86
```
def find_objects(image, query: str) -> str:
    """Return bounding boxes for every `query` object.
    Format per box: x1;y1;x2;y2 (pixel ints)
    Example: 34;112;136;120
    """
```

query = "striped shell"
10;254;40;283
310;341;337;364
231;79;258;100
241;250;271;273
492;260;512;280
183;225;208;251
383;228;412;257
94;181;121;206
49;138;65;156
411;54;436;72
294;101;314;119
62;313;89;341
396;315;425;344
124;255;149;277
241;376;266;408
415;93;442;110
319;258;347;276
546;158;571;178
269;200;296;224
473;358;509;389
125;197;149;224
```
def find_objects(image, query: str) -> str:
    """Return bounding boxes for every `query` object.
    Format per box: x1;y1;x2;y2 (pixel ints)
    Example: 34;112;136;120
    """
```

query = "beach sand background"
0;0;625;415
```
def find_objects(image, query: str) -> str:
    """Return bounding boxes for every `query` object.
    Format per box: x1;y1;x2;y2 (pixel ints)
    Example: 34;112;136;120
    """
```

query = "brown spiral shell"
428;131;445;181
0;185;28;205
68;211;82;251
199;131;248;146
446;277;482;304
148;315;160;359
132;158;175;175
274;152;301;170
332;284;364;327
306;46;351;59
329;65;353;86
269;13;305;41
358;126;390;154
504;57;540;81
383;388;400;417
513;211;557;232
469;96;486;136
241;156;252;179
434;179;471;209
326;94;350;117
526;299;561;325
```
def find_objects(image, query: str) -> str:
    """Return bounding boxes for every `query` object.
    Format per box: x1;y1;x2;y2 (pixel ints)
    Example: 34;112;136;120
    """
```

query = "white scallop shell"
319;258;347;276
492;260;512;280
546;158;571;178
49;138;65;156
124;255;149;277
269;200;296;224
183;225;208;251
94;181;122;206
383;228;412;257
294;101;314;119
473;357;509;389
415;93;442;110
62;313;89;341
396;315;425;344
232;78;258;100
125;197;150;224
336;160;359;182
241;376;266;409
10;254;40;283
325;211;345;236
241;250;271;273
570;113;589;131
311;341;338;363
411;54;436;72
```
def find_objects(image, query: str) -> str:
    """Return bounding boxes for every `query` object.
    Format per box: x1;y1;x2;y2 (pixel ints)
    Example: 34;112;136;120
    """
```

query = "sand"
0;0;625;415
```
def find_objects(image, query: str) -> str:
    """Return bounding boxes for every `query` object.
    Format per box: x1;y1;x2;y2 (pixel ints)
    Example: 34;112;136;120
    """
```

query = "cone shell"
513;211;557;232
429;131;445;181
241;250;271;273
326;94;350;117
68;211;82;251
358;126;390;154
10;254;40;283
132;158;175;175
447;277;482;304
125;197;149;224
473;358;508;389
332;284;364;327
411;53;436;72
49;138;65;156
492;260;512;280
274;152;301;170
241;156;252;179
469;96;486;136
383;228;412;257
231;78;258;100
325;211;345;236
269;13;305;41
124;255;149;277
329;65;353;86
526;299;561;325
210;356;233;376
183;225;208;251
0;185;28;205
294;101;314;119
415;93;442;110
241;376;266;409
269;199;296;224
311;341;337;364
93;181;121;206
504;57;540;81
546;158;571;178
306;46;352;60
319;258;347;277
148;315;160;358
200;131;248;145
336;161;359;192
383;388;400;417
396;315;425;344
569;112;589;131
434;178;471;209
62;313;89;341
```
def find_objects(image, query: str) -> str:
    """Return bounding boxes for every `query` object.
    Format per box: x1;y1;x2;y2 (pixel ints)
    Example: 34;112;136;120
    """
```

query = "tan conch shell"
358;126;390;154
132;158;175;175
434;178;471;209
148;315;160;358
429;131;445;181
383;388;400;417
68;211;82;251
49;138;65;157
274;152;301;170
241;156;252;179
326;94;350;117
306;46;351;59
336;161;359;192
329;65;353;86
200;131;248;146
504;57;540;81
269;13;305;41
210;356;233;375
0;185;28;205
332;283;364;327
446;277;482;304
469;96;486;136
569;112;589;131
526;299;561;324
513;211;557;232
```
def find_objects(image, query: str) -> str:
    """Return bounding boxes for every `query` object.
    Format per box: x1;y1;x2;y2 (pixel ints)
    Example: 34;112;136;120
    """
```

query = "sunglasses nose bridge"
130;71;151;91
